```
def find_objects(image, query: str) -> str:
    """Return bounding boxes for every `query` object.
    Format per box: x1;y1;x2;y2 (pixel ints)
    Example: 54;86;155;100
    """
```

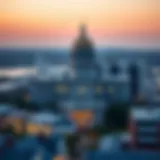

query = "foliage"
11;97;41;112
46;101;59;113
102;103;130;133
12;97;28;110
27;102;40;112
0;124;27;139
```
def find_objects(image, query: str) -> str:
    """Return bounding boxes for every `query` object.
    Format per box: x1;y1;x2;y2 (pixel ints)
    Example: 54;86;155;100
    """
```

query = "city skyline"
0;0;159;48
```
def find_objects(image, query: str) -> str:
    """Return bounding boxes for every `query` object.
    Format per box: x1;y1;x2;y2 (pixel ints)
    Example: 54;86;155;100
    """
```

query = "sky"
0;0;159;48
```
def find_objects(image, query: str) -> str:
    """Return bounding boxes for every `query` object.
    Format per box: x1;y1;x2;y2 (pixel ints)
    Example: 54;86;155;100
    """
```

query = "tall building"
70;24;101;81
128;64;139;102
29;25;141;127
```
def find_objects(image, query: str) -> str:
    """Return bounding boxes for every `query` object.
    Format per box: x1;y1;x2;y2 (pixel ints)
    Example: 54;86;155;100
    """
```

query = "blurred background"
0;0;159;160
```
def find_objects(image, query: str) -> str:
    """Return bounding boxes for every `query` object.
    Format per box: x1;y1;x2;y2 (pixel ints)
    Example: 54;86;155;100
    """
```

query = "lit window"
96;86;103;93
53;155;65;160
136;95;145;103
8;118;24;134
78;86;87;94
108;86;114;93
27;123;52;135
56;85;68;93
69;110;94;127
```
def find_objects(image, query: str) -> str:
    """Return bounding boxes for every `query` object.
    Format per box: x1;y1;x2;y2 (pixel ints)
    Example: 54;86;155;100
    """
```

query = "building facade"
29;25;147;127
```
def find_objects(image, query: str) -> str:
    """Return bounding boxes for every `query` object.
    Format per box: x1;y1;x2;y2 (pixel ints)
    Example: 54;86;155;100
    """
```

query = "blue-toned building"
28;25;141;126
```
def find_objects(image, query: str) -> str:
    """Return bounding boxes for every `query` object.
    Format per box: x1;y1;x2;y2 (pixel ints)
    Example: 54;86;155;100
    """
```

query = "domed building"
71;24;95;66
29;25;140;128
69;24;101;81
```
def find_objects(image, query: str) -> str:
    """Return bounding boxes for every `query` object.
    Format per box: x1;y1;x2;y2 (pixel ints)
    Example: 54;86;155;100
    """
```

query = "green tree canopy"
103;103;130;131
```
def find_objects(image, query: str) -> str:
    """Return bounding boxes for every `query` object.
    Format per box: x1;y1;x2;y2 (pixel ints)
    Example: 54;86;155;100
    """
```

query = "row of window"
55;85;115;94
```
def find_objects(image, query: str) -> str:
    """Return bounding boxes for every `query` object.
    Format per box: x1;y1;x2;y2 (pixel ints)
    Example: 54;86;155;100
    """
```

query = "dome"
71;25;95;62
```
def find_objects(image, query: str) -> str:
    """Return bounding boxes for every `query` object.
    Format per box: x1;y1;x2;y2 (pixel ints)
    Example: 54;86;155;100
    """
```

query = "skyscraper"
129;64;139;102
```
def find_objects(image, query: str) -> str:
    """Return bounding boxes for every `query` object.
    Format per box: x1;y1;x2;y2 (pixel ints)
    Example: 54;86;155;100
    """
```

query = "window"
24;93;30;102
27;123;52;135
56;85;68;93
96;86;103;93
7;118;24;134
108;86;114;94
152;67;159;76
69;110;94;127
54;155;65;160
78;86;87;95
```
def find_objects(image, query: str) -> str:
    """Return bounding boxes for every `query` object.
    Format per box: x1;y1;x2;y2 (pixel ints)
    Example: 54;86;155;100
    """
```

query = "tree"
13;97;29;110
47;101;59;113
103;103;130;132
27;102;40;112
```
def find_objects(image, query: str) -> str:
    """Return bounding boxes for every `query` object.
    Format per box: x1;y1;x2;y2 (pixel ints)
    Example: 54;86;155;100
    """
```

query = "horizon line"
0;45;159;51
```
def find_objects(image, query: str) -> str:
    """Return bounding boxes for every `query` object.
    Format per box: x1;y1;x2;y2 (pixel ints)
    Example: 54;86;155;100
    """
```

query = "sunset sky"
0;0;159;48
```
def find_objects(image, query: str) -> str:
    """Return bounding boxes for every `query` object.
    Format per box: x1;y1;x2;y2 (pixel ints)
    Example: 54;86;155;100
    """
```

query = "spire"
79;24;87;38
76;24;91;46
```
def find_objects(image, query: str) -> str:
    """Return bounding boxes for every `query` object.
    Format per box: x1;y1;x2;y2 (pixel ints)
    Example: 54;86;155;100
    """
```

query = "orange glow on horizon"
0;0;159;48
